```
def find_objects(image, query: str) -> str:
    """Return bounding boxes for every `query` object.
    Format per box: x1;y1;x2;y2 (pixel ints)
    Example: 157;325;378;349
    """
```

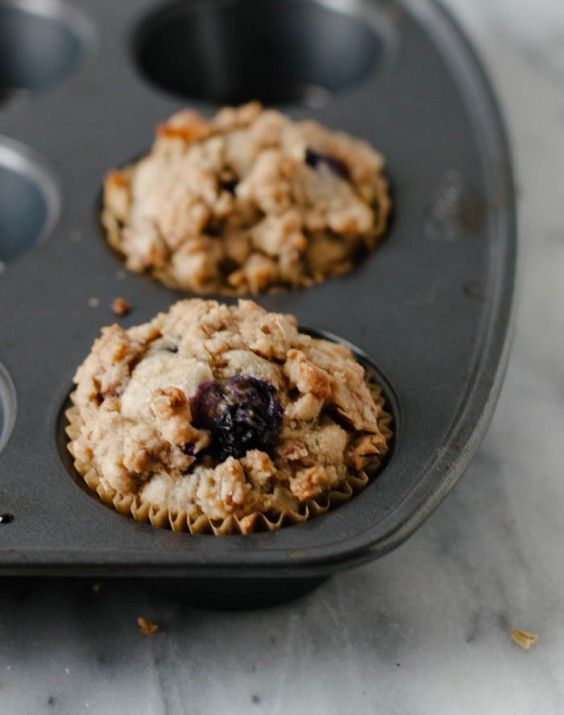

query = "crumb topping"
102;102;390;295
69;299;392;531
111;297;131;316
511;629;538;650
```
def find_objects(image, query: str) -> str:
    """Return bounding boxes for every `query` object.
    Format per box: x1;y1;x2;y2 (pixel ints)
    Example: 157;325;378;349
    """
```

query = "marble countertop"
1;0;563;712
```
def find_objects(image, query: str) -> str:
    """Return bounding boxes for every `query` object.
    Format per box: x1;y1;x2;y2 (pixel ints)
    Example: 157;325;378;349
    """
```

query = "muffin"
102;102;390;295
66;300;392;534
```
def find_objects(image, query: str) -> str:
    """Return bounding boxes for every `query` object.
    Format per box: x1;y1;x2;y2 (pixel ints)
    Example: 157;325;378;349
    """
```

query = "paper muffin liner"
65;384;392;535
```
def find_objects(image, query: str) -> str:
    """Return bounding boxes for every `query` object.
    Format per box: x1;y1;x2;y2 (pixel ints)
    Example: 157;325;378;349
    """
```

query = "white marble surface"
1;0;564;713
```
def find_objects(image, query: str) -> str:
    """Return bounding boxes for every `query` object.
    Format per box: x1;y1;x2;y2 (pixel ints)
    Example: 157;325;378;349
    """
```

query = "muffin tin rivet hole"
133;0;389;105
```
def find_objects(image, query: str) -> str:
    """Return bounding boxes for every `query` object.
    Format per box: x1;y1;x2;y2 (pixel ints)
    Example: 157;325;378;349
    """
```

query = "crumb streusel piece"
67;300;392;533
511;630;538;650
137;617;159;634
111;297;131;316
102;102;390;295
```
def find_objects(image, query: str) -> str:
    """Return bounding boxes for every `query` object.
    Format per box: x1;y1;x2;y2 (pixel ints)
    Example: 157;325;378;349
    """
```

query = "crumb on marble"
137;616;159;634
111;297;131;316
92;582;103;594
64;667;71;675
88;297;100;308
511;629;538;650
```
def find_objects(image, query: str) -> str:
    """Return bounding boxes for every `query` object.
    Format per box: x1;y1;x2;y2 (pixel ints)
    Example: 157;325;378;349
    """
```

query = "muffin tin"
0;0;516;606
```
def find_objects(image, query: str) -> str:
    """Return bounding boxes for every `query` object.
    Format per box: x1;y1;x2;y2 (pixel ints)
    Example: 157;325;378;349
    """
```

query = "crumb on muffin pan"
102;102;391;295
66;300;392;534
111;297;131;316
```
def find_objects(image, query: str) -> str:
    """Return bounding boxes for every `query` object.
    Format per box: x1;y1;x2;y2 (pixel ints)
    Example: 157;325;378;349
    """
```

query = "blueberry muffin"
102;102;390;295
66;300;392;534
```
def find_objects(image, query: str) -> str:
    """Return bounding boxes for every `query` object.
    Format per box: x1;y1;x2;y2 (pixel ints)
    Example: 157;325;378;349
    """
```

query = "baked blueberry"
304;148;349;180
191;375;282;461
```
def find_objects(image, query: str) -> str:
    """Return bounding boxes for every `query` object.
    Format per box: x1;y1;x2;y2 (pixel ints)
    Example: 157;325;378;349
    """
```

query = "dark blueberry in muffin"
191;376;282;461
191;380;224;428
305;148;349;180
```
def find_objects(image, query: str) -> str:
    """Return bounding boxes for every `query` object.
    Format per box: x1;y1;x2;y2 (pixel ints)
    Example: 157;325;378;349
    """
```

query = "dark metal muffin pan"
0;0;515;603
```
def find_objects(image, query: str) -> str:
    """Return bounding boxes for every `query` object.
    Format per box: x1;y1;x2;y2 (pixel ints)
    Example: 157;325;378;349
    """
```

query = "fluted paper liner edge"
65;386;392;535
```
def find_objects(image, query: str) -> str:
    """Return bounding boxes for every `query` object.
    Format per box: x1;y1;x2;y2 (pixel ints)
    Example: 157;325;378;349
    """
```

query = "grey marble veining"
1;0;564;713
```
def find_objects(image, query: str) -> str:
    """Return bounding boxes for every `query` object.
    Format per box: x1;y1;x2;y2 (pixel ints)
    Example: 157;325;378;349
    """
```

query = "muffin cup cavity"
0;363;17;455
58;320;395;536
100;104;391;295
0;0;92;103
133;0;391;106
0;138;60;266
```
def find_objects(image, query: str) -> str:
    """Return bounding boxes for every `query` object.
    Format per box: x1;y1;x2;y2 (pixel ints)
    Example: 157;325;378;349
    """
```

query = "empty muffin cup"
0;0;91;103
0;138;60;267
133;0;390;105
